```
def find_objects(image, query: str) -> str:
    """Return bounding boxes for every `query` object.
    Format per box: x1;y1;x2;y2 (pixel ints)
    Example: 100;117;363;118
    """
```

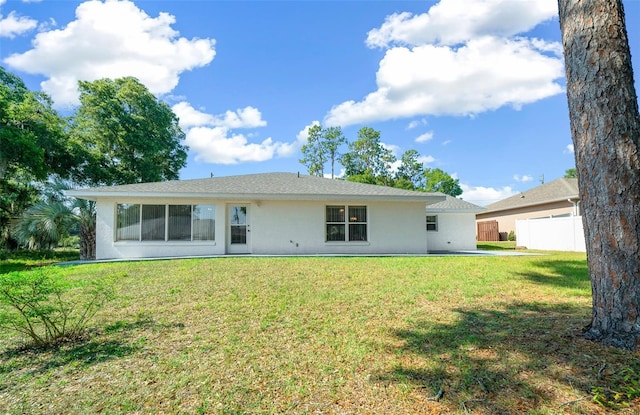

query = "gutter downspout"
568;198;580;216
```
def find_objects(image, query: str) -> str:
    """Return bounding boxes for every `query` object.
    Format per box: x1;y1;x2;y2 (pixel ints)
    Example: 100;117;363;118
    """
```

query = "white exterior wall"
516;216;586;252
427;212;478;251
95;197;226;260
94;198;428;259
250;200;428;255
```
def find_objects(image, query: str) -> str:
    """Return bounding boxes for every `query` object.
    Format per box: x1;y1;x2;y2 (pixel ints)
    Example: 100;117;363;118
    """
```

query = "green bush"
0;267;114;347
507;230;516;241
59;235;80;249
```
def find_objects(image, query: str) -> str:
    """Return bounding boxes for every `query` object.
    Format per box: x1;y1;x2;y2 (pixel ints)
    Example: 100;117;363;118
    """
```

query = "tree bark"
559;0;640;350
79;222;96;260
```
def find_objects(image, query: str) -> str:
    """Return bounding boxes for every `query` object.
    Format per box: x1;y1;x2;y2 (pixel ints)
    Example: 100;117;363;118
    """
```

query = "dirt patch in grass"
1;254;638;414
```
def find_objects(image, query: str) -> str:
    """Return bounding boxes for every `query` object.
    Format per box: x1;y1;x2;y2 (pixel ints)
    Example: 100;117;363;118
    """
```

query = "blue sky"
1;0;639;205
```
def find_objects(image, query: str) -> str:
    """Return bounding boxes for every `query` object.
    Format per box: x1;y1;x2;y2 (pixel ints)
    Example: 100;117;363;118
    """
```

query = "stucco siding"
94;198;428;259
250;200;427;255
95;197;225;260
476;201;575;235
428;212;478;251
370;201;429;254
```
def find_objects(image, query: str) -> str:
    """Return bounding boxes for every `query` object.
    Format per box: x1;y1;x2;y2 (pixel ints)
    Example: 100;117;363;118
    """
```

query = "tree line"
1;64;461;258
299;124;462;196
1;67;188;257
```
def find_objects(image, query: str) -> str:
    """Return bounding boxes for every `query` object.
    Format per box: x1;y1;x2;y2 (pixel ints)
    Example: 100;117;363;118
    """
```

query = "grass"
0;249;79;274
476;241;516;250
1;251;639;414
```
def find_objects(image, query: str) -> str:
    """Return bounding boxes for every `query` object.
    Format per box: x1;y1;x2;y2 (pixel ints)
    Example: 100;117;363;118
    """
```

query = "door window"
230;206;247;244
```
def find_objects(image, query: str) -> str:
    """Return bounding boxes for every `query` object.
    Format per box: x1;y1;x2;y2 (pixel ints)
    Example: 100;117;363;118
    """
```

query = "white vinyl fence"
516;216;586;252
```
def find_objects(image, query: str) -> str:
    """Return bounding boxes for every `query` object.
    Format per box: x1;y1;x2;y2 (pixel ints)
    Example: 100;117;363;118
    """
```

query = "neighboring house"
426;196;485;251
67;172;451;260
475;177;580;238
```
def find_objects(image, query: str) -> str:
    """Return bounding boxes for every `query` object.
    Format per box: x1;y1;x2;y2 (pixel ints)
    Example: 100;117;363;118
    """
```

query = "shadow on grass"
0;316;159;380
374;302;640;413
0;250;80;274
518;259;590;291
476;242;516;251
0;339;140;394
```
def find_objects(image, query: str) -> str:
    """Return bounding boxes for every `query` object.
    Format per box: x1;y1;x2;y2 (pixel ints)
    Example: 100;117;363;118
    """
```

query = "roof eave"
478;195;580;215
66;190;444;203
428;208;486;214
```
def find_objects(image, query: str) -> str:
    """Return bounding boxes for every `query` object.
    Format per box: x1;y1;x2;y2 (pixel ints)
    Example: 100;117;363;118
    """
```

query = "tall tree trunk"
559;0;640;350
79;222;96;260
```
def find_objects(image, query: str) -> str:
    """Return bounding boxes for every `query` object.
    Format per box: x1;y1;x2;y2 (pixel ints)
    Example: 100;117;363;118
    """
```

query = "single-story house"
67;172;472;260
426;195;485;251
475;177;579;238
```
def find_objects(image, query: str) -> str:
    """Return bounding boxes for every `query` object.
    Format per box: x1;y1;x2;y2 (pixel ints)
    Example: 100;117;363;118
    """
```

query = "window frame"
168;204;193;241
426;215;438;232
325;205;368;243
192;205;216;241
115;203;216;242
141;204;166;241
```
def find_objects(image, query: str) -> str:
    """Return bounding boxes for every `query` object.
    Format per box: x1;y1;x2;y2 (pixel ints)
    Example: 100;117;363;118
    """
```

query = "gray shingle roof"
67;172;446;203
427;195;485;213
482;178;579;213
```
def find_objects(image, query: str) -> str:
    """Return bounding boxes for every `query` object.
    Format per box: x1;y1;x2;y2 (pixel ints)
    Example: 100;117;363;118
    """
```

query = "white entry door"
227;205;251;254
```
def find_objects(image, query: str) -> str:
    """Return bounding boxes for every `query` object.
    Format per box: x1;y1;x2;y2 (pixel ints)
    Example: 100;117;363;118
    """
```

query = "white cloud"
212;107;267;129
173;102;267;130
407;118;428;129
391;154;435;174
442;140;452;146
415;131;434;143
172;102;216;129
325;0;563;127
565;144;574;154
185;127;291;165
460;183;517;206
3;0;215;107
381;141;401;156
418;155;435;165
173;102;298;165
296;121;321;143
513;174;533;183
324;168;346;179
366;0;557;48
388;159;402;173
0;10;38;38
325;36;564;126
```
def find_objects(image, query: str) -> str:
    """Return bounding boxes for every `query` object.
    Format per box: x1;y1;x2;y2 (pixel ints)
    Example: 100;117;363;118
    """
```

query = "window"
326;206;345;241
326;205;368;242
193;205;216;241
142;205;165;241
168;205;192;241
348;206;367;241
116;204;140;241
229;206;247;244
116;204;216;242
426;215;438;231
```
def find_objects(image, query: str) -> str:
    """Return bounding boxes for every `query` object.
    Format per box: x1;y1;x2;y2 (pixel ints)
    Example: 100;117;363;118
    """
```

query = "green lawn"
1;252;639;414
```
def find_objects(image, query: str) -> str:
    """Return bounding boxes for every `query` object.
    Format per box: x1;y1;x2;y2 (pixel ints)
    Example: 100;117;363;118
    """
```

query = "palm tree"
13;179;96;259
13;202;75;250
75;198;96;260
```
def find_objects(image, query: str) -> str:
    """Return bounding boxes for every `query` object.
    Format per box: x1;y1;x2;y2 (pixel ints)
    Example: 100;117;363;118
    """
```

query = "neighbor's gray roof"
427;195;485;213
481;178;579;214
67;172;446;203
